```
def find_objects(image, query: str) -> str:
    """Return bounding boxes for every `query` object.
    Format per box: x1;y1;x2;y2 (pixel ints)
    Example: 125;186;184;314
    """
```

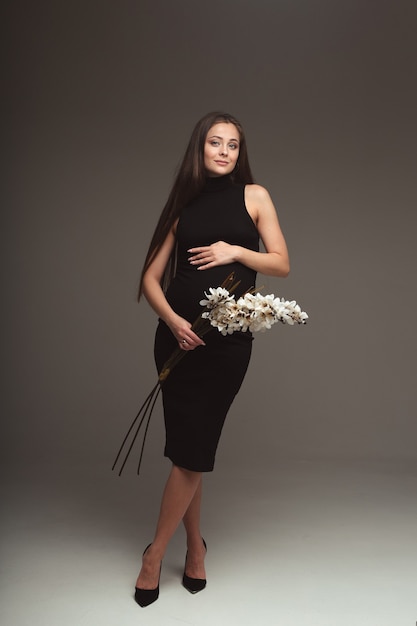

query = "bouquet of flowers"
112;272;308;475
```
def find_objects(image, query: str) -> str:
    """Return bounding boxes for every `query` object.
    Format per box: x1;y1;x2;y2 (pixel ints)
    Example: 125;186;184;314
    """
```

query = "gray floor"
1;459;416;626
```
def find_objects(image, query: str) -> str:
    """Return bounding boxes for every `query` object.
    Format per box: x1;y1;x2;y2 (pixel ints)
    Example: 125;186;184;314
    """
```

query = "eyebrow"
208;135;240;143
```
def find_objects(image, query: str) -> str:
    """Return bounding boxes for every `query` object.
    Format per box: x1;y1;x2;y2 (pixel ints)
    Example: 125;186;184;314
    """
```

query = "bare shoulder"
245;183;272;202
245;184;276;223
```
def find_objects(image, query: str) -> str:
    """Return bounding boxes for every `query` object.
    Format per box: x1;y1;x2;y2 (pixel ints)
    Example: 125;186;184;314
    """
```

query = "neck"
203;173;233;192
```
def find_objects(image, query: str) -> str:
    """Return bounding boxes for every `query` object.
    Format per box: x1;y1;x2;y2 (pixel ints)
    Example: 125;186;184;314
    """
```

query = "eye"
229;143;238;150
210;140;220;146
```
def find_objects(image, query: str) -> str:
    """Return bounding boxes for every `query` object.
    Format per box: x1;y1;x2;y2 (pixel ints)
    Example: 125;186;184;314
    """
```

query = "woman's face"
204;122;240;177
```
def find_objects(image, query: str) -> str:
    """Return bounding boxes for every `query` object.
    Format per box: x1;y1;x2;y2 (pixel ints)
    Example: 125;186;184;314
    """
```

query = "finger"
186;331;205;346
179;334;204;348
190;252;214;265
188;251;207;261
189;257;208;266
187;246;207;254
197;261;216;270
180;339;192;350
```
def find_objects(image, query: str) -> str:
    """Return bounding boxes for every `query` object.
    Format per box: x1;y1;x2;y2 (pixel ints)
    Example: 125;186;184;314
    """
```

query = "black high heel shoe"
134;544;161;607
182;538;207;594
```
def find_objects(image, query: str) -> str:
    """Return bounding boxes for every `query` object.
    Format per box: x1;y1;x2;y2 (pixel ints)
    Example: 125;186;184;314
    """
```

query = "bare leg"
135;464;202;590
182;480;207;579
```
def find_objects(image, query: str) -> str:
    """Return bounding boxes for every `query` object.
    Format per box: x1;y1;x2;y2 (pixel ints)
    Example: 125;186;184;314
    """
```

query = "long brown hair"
138;111;255;300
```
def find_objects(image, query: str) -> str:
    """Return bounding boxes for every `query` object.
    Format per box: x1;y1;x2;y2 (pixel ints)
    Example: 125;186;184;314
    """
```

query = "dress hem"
164;452;215;473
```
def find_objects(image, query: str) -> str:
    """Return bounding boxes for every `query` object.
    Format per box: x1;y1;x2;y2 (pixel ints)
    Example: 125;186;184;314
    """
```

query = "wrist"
233;245;243;263
164;310;180;329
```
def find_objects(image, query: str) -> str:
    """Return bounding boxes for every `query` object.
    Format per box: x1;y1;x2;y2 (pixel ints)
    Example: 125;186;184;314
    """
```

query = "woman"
135;111;289;607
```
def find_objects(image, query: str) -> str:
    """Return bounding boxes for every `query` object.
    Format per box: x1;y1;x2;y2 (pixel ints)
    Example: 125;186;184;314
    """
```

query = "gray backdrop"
3;0;417;480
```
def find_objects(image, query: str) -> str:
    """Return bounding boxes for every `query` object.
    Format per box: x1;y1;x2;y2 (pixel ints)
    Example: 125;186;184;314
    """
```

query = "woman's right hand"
141;225;205;350
167;314;206;351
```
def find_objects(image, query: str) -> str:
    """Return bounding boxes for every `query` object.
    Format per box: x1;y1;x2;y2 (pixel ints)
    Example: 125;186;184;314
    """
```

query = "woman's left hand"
188;241;237;270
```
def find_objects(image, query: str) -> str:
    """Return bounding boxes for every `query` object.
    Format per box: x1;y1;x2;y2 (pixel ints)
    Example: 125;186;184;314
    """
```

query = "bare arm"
188;185;290;277
142;224;205;351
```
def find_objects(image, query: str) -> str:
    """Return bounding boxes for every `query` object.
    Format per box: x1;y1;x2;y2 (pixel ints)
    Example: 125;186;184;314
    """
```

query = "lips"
214;160;229;165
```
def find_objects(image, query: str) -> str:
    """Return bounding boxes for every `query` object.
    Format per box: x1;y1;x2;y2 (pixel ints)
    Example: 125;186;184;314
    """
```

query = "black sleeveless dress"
154;175;259;471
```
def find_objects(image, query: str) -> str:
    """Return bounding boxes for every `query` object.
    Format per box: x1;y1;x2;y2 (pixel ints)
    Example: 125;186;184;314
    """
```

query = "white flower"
199;287;233;309
200;285;308;336
270;297;309;325
203;300;239;335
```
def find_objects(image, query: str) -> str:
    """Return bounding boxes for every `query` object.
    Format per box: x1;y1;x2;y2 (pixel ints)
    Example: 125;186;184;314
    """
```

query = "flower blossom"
199;287;233;309
201;290;308;334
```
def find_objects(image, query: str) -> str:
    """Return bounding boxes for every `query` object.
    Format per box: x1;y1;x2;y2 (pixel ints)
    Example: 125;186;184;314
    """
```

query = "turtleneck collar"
202;174;234;193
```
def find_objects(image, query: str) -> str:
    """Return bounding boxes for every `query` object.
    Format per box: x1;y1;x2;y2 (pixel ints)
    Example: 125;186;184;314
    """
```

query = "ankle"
145;542;165;563
186;535;206;552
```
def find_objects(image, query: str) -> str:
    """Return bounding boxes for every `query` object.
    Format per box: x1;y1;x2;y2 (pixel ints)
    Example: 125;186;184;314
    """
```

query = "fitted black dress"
154;175;259;471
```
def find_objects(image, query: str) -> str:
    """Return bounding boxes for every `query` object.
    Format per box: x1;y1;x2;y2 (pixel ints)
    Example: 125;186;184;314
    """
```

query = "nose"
219;143;228;156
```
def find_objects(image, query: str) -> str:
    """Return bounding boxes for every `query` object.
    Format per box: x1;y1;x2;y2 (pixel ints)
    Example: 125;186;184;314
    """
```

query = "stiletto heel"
182;538;207;594
134;544;161;607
